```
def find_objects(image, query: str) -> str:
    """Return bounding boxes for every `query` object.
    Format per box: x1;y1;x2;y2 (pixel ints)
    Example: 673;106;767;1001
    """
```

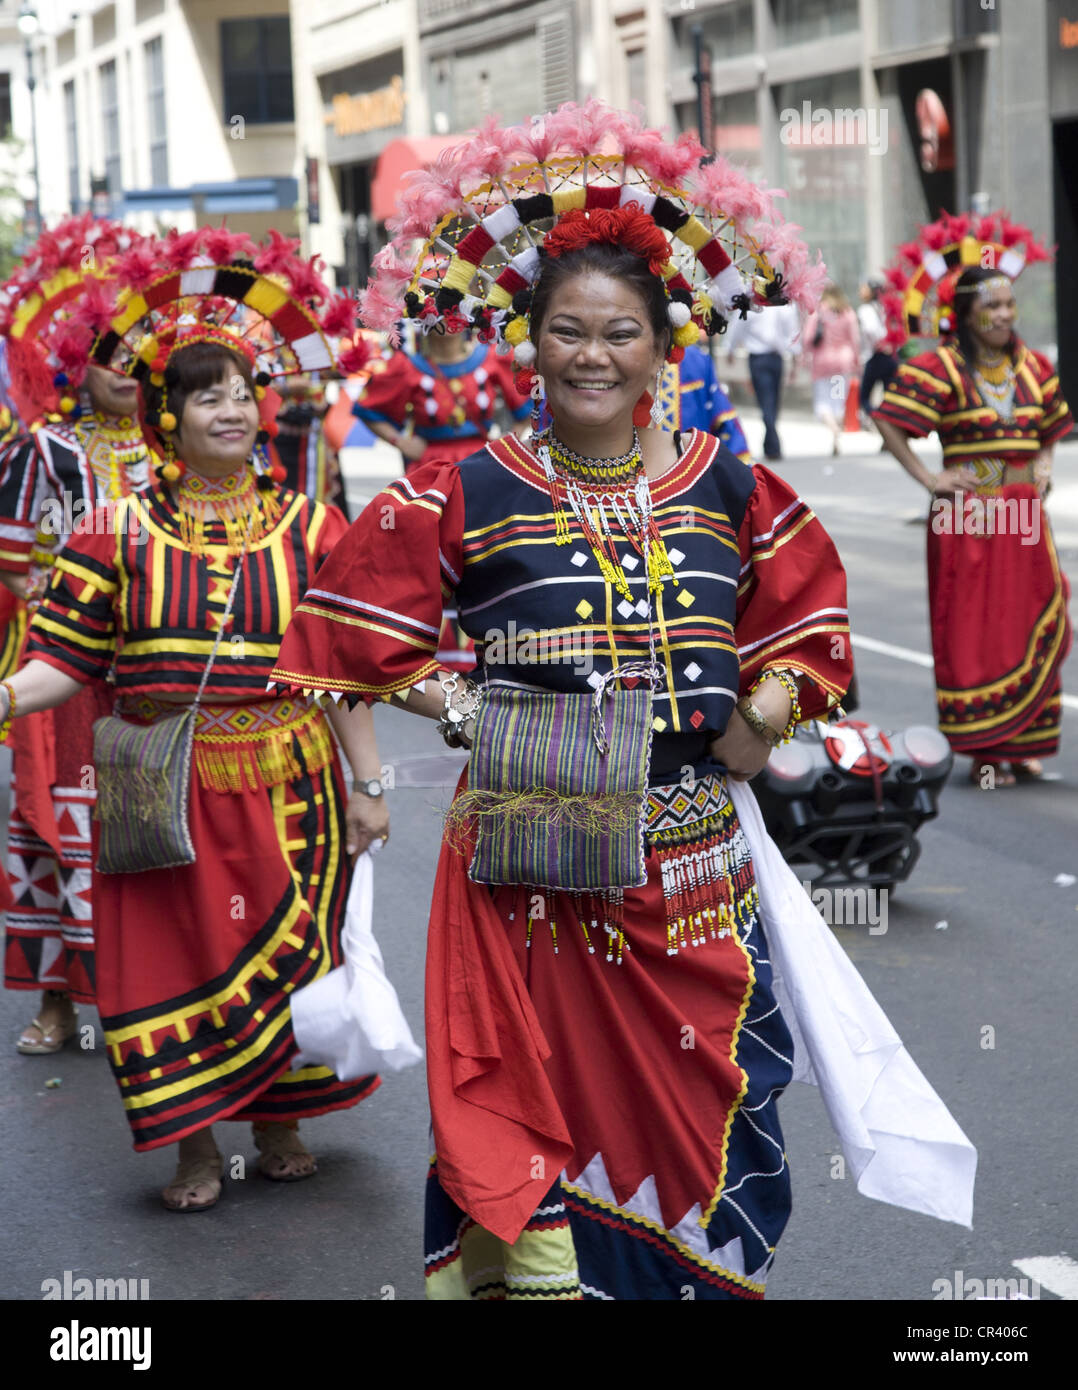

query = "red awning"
370;135;463;223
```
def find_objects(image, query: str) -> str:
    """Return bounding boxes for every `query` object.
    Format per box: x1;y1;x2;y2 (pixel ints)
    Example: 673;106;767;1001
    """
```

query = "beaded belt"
117;695;334;794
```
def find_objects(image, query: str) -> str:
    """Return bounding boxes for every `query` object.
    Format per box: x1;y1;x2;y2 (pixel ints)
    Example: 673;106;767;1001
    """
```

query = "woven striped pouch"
92;708;197;873
449;682;652;891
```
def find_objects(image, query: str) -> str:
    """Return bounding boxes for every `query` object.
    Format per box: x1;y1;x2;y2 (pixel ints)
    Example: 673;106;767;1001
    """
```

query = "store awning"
119;178;300;216
370;136;462;223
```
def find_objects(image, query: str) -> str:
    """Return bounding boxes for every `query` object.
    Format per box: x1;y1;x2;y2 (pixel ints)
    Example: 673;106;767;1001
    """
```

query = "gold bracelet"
750;669;802;744
735;696;781;747
0;680;15;745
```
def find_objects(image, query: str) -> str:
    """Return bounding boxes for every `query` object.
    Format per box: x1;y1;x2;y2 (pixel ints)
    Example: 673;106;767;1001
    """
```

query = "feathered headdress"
883;209;1052;341
360;99;825;366
0;214;148;423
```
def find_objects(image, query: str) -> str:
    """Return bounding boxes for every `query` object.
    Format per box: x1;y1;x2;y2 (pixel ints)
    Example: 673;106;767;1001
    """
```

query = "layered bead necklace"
73;413;153;500
972;353;1017;423
535;427;677;599
176;466;281;557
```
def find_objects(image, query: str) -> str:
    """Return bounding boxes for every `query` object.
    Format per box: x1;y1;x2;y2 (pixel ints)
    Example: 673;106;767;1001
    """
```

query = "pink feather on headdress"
519;113;562;164
1024;239;1053;265
998;215;1030;248
973;216;997;244
254;228;302;276
202;226;255;266
357;282;405;340
161;228;204;271
644;130;707;187
390;174;456;241
51;322;94;379
70;277;121;337
370;244;413;291
285;254;330;305
322;292;357;338
465;115;518;182
941;212;970;243
921;220;950;251
115;242;159;292
884;264;910;292
337;337;375;376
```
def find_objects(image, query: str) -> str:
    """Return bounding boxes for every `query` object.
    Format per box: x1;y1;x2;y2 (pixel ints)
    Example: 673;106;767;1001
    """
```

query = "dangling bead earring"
649;367;666;427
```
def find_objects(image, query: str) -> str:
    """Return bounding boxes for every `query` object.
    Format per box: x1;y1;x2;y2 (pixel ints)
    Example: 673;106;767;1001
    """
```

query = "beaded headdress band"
360;100;825;367
882;210;1052;341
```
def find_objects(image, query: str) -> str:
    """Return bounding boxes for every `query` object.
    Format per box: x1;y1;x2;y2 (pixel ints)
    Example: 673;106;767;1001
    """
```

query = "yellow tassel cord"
192;707;334;793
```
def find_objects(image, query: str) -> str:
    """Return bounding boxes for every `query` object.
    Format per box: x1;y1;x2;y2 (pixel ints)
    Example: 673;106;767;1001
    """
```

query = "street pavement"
2;415;1075;1303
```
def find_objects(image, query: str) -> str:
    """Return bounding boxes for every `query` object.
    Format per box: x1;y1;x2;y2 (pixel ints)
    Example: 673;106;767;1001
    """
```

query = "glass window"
773;70;867;295
220;17;294;125
64;79;80;208
673;0;755;64
145;37;168;187
771;0;859;47
100;59;121;195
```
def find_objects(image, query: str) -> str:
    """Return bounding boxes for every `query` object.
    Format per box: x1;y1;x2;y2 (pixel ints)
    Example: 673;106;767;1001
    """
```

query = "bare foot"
253;1122;318;1182
162;1130;223;1212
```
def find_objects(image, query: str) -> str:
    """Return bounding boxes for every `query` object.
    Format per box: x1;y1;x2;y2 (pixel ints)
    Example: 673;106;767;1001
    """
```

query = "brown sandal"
1009;760;1044;781
969;761;1015;788
253;1122;318;1182
162;1151;224;1213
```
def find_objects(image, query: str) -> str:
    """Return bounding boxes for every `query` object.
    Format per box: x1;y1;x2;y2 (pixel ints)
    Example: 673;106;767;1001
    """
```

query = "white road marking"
1011;1254;1078;1300
851;633;1078;713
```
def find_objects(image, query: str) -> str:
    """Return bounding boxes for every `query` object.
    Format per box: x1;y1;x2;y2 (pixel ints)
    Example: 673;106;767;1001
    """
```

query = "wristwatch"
356;778;385;798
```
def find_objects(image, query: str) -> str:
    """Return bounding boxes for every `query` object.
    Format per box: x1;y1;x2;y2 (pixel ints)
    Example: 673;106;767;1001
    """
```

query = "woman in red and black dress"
874;266;1073;784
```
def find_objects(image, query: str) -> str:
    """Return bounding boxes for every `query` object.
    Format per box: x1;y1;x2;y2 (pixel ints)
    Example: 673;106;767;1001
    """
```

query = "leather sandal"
969;761;1015;788
253;1122;318;1182
162;1150;224;1213
1009;759;1044;781
16;996;78;1055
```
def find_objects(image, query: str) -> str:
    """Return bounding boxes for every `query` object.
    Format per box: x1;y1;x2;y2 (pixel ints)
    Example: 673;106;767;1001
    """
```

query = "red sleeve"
872;349;953;438
272;460;465;704
489;351;532;421
351;352;417;430
1028;349;1074;446
735;464;852;719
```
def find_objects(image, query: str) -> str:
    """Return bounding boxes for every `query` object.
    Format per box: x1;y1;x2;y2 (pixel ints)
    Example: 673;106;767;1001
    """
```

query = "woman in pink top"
803;285;861;454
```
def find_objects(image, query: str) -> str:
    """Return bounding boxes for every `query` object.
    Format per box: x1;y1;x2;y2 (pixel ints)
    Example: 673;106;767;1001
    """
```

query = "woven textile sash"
451;683;653;891
92;708;196;873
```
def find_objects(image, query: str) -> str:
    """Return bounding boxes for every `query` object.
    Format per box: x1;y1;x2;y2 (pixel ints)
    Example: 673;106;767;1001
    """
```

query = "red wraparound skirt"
93;702;378;1150
927;483;1071;759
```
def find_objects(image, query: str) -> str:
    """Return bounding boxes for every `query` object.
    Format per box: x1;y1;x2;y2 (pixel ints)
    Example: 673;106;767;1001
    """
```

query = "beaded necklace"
176;466;280;557
972;355;1017;422
73;413;153;500
535;427;677;599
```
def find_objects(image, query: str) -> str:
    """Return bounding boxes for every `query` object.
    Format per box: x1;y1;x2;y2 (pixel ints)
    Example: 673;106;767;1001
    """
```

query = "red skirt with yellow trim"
927;483;1071;759
93;697;379;1151
423;767;794;1300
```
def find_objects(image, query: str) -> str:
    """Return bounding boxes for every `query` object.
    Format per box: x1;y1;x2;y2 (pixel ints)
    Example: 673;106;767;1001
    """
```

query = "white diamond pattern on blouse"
667;548;686;566
571;551;589;567
622;553;639;571
617;599;635;619
684;662;702;681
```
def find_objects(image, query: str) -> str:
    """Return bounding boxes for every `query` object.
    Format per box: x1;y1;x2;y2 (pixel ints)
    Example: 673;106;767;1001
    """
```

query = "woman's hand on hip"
345;791;390;857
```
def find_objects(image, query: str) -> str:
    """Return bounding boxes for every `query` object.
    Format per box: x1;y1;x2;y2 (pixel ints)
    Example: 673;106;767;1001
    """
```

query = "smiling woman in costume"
873;213;1072;787
270;103;861;1300
0;228;386;1212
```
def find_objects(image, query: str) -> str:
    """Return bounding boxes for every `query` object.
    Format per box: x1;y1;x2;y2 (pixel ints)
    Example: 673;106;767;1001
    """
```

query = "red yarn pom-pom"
632;393;653;429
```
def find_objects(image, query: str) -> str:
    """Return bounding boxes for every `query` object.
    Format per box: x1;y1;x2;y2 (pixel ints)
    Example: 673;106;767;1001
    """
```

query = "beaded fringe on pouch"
510;773;756;966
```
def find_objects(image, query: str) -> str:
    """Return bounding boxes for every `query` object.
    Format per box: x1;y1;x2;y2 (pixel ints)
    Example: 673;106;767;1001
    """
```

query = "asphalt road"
2;418;1075;1305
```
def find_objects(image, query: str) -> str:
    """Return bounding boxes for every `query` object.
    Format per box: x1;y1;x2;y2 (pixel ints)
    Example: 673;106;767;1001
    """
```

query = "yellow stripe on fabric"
749;510;816;563
938;347;967;407
899;363;950;395
29;614;114;653
108;889;307;1051
290;604;437;654
745;624;851;672
881;392;941;425
653;582;680;732
51;554;118;594
121;636;281;659
149;519;167;628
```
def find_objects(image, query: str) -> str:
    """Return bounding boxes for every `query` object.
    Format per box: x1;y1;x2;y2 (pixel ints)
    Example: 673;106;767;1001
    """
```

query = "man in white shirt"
724;302;801;460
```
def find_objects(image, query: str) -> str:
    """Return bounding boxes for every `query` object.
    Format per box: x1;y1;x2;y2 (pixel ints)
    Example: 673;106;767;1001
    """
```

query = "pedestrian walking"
724;299;799;459
873;212;1071;786
0;228;386;1211
803;284;861;455
857;276;899;420
273;102;974;1299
